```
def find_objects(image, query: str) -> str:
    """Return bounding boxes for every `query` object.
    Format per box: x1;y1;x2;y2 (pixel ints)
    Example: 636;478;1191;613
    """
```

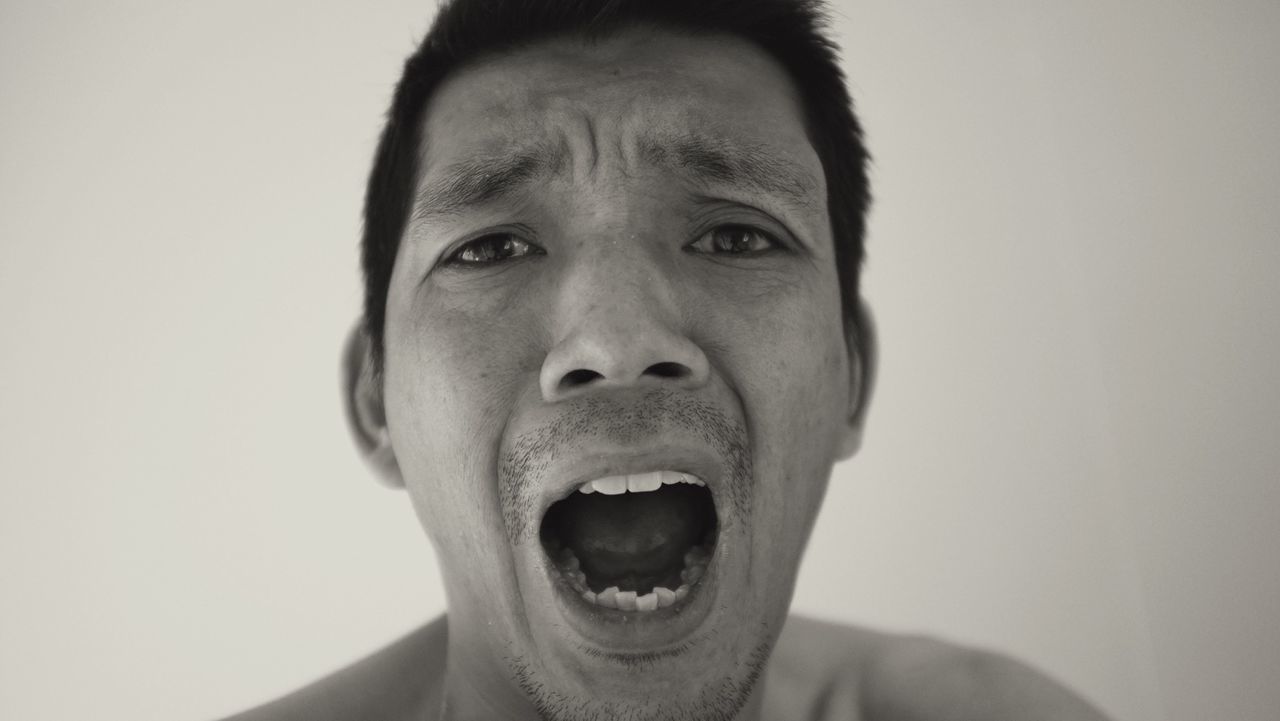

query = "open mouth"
540;470;718;612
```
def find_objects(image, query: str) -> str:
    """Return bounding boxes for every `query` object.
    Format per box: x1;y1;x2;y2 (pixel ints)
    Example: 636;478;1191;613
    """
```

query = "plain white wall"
1;2;1276;720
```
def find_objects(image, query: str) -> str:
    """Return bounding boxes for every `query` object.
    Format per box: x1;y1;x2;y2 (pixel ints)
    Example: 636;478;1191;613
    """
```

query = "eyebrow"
409;131;821;223
410;149;556;222
641;131;821;211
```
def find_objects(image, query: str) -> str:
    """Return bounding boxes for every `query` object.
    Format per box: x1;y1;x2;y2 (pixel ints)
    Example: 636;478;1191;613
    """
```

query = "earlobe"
342;322;404;488
837;301;877;461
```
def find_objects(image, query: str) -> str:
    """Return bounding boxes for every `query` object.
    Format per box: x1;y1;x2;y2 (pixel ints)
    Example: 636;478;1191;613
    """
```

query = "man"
229;0;1110;718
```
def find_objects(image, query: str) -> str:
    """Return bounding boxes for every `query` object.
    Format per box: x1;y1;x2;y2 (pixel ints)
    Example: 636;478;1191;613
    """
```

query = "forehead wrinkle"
411;117;822;224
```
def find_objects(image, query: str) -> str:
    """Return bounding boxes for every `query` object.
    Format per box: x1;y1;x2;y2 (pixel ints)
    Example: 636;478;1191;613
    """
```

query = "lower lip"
543;547;720;652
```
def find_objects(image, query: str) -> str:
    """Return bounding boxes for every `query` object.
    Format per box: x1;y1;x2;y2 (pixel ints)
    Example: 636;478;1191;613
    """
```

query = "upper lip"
536;444;724;521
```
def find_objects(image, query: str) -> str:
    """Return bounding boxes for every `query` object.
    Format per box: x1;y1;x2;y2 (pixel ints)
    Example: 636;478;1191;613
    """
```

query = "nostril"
550;362;698;398
644;361;691;379
559;368;604;391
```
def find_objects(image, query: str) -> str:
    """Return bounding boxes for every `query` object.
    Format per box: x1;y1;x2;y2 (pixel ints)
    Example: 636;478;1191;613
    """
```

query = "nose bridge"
539;237;709;401
573;241;663;325
562;169;679;320
570;251;670;352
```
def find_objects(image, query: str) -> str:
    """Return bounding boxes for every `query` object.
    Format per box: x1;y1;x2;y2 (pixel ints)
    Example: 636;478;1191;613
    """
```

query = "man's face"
380;27;856;720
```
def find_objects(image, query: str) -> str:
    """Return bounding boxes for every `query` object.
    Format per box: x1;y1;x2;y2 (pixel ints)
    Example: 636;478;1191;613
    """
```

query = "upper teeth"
577;470;705;495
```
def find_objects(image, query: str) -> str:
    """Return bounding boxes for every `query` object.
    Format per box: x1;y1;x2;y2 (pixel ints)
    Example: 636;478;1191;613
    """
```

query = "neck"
436;651;770;721
434;614;773;721
439;679;767;721
430;630;768;717
436;620;541;721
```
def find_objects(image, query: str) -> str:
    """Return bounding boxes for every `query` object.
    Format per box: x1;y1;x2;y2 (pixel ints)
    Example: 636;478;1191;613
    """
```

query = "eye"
688;225;779;255
447;233;544;265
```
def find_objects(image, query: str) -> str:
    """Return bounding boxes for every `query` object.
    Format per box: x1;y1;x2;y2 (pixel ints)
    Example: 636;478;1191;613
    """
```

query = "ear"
342;322;404;488
836;300;877;460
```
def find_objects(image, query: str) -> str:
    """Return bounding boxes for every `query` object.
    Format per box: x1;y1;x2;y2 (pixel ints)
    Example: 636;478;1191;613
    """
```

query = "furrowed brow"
410;134;819;222
410;148;555;222
642;132;822;212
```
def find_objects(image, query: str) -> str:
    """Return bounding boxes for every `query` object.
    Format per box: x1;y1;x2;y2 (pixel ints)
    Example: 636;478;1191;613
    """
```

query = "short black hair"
361;0;870;370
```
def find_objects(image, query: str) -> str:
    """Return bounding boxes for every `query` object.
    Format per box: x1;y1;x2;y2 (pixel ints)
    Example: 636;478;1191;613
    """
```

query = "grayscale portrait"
2;1;1277;720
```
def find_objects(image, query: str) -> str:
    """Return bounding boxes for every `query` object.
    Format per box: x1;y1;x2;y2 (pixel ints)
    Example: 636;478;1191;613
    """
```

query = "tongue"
560;486;704;582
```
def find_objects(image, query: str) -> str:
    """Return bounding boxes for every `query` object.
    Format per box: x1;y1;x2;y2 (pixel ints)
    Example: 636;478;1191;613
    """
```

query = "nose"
539;266;710;403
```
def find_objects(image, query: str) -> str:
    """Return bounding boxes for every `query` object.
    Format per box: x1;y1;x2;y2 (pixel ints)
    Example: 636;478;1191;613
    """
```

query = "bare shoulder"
215;617;446;721
767;615;1111;721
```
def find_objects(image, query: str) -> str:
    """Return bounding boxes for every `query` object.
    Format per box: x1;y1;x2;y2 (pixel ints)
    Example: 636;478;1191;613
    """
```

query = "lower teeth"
554;545;711;613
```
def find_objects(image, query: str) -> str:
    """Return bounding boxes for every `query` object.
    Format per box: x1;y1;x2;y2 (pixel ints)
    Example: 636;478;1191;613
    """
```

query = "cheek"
387;276;544;430
382;288;544;544
698;272;849;447
697;277;848;547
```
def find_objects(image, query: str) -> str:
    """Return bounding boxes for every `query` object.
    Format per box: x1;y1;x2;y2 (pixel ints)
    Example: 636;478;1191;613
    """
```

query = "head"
344;1;874;719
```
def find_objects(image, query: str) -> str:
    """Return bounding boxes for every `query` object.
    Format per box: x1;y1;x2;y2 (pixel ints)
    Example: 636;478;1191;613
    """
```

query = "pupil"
477;236;512;261
720;229;748;252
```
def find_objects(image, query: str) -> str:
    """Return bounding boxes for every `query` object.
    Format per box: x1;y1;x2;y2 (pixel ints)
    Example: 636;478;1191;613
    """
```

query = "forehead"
417;27;822;191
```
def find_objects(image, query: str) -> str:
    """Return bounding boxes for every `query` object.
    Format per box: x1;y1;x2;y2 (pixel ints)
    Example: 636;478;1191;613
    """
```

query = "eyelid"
438;225;542;266
685;197;806;250
687;222;787;255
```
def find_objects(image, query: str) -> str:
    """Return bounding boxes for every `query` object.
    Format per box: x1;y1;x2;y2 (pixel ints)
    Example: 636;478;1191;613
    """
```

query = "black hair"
360;0;870;370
